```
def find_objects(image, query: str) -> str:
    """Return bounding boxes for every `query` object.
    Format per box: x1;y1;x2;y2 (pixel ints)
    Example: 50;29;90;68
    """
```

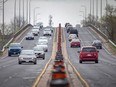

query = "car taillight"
80;53;83;58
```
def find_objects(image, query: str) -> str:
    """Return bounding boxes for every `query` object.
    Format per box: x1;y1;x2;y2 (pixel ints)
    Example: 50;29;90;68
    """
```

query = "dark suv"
69;29;78;37
92;40;102;49
8;43;23;56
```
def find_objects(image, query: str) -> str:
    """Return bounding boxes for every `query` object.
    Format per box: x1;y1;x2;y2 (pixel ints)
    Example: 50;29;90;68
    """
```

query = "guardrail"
1;24;32;53
88;24;116;48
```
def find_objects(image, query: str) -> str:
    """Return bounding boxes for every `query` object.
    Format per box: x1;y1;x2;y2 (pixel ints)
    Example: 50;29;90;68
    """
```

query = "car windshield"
82;47;96;52
21;50;34;55
9;43;21;47
72;39;80;42
39;37;47;40
33;47;43;51
32;29;38;31
27;33;33;35
44;29;51;31
38;41;47;45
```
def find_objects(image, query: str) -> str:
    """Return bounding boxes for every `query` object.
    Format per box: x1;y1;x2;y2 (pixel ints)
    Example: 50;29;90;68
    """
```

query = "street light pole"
96;0;98;21
29;0;31;24
81;5;87;21
26;0;28;24
19;0;21;28
101;0;102;19
93;0;94;19
80;11;85;25
106;0;108;16
2;0;4;41
33;7;40;25
23;0;24;25
14;0;16;34
90;0;91;22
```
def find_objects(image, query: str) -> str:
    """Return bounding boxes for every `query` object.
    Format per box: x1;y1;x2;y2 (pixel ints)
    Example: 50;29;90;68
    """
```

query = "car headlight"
19;57;23;60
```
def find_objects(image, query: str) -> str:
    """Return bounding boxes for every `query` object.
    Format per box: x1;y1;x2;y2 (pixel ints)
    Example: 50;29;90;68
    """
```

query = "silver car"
36;44;48;52
33;46;45;59
31;29;39;36
25;32;34;40
43;29;52;36
18;50;37;64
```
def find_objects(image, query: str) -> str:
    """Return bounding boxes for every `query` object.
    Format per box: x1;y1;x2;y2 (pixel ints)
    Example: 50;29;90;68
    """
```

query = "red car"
78;46;99;63
70;39;81;47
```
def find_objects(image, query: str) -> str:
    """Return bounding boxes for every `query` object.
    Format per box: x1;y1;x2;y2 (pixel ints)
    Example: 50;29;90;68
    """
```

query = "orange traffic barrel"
51;69;67;80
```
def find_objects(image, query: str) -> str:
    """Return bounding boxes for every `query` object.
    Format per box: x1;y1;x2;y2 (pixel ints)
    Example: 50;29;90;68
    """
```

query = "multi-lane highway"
0;25;116;87
0;26;54;87
65;26;116;87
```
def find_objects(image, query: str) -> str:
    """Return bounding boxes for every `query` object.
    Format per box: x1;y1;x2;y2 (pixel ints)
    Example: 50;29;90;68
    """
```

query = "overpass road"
0;26;54;87
65;26;116;87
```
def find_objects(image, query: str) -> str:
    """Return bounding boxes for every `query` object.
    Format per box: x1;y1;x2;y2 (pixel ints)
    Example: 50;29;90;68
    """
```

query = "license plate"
87;54;91;56
25;60;30;62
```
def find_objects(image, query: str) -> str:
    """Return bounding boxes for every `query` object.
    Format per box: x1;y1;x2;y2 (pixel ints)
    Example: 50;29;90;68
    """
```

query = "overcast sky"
0;0;116;27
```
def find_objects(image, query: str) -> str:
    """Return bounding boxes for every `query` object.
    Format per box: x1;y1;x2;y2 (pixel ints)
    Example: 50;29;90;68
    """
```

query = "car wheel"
18;61;22;64
70;45;72;48
8;53;11;56
34;61;37;64
95;60;98;63
79;60;82;63
43;55;45;59
100;46;102;49
46;50;48;52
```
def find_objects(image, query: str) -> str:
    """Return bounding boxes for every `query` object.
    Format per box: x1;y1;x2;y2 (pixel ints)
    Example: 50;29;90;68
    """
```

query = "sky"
0;0;116;27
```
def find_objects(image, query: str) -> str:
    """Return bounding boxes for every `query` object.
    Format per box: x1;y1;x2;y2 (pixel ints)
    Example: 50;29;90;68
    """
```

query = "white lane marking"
4;73;18;83
20;36;26;43
23;77;36;80
99;69;115;80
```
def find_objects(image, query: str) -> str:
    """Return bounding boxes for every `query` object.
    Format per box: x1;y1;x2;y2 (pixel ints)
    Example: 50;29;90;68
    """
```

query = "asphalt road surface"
0;27;54;87
65;26;116;87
